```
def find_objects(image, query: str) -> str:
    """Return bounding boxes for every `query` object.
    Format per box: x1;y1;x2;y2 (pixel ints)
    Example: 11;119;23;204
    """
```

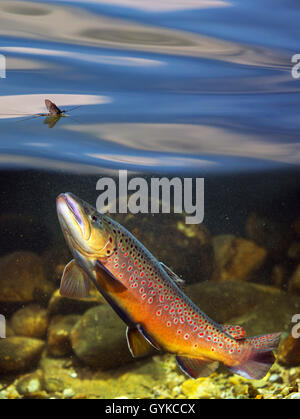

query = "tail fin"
229;332;281;380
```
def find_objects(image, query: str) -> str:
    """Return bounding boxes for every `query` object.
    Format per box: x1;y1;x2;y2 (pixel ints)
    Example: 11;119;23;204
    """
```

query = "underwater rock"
42;245;71;284
288;265;300;296
212;235;267;281
0;337;45;373
16;370;45;397
70;305;155;369
0;252;55;303
245;212;291;259
47;288;105;316
10;304;48;338
277;334;300;366
113;212;215;284
47;315;81;357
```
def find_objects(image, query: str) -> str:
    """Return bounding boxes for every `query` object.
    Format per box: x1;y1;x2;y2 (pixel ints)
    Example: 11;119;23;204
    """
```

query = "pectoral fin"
176;355;219;379
60;259;91;299
126;327;157;358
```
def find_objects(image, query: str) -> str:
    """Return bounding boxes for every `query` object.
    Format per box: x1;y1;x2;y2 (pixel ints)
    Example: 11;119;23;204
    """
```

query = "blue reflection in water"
0;0;299;174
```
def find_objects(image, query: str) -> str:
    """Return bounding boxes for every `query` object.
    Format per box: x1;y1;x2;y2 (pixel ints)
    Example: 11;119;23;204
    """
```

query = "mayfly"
0;99;81;128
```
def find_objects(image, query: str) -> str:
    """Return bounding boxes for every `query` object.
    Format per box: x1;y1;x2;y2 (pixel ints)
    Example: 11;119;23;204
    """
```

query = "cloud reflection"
86;153;217;168
1;46;164;67
0;0;285;70
60;0;230;12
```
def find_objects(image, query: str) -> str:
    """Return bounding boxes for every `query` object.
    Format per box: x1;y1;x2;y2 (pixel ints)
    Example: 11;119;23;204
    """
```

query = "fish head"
57;193;116;259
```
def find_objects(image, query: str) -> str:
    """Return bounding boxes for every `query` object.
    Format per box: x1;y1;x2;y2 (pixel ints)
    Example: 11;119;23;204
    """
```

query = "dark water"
0;0;299;399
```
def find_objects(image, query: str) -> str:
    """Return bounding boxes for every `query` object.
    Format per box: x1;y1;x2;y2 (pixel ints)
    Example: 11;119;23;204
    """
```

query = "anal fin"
126;327;157;358
136;324;161;351
60;259;91;299
176;355;219;379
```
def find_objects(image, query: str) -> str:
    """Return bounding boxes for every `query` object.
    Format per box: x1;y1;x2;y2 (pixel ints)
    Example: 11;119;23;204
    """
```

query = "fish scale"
57;193;282;380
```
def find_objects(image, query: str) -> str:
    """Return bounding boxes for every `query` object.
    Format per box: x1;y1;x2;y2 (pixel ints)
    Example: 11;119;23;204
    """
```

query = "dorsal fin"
60;259;91;299
160;262;185;288
223;324;246;340
176;355;219;378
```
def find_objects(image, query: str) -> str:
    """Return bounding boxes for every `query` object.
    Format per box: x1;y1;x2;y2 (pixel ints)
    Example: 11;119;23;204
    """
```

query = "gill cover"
57;193;116;258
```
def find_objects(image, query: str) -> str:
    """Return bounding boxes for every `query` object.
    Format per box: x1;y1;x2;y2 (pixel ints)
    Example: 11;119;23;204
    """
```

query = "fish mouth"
57;193;91;242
